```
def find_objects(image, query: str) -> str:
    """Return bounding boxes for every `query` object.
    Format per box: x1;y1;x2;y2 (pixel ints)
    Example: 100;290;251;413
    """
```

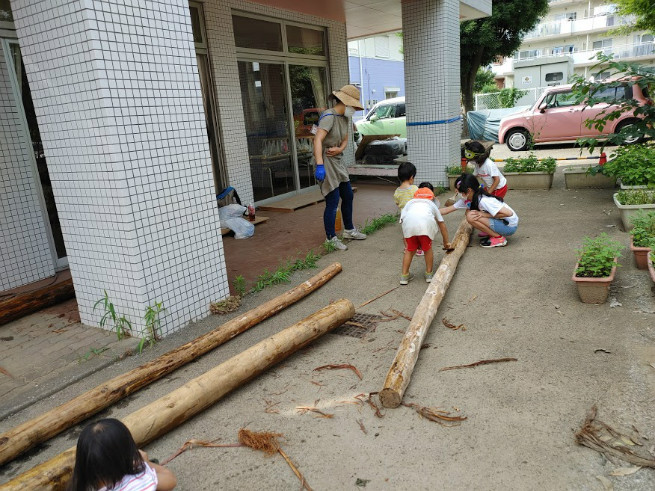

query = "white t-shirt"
400;198;444;239
478;196;518;227
474;158;507;190
98;463;158;491
453;198;470;210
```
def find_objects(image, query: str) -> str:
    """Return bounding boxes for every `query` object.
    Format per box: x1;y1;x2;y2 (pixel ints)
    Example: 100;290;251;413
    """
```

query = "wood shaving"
295;406;334;418
441;318;466;331
440;357;517;371
356;419;368;434
161;438;242;465
313;364;363;380
402;402;467;426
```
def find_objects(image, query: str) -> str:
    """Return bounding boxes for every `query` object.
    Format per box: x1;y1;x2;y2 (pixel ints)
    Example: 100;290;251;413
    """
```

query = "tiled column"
0;46;55;291
402;0;461;187
11;0;229;336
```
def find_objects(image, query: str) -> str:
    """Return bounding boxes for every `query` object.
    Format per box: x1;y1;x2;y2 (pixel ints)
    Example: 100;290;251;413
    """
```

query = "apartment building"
492;0;655;88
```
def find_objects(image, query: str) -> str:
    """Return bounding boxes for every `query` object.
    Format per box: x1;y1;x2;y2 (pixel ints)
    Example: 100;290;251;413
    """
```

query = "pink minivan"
498;81;652;151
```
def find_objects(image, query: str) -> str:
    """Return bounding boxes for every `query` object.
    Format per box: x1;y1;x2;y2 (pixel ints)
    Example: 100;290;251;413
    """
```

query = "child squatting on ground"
440;174;519;248
68;418;177;491
394;161;423;256
399;183;451;285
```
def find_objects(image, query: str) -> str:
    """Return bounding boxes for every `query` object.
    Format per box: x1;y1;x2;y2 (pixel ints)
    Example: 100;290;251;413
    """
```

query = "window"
554;12;576;21
545;72;563;83
374;36;390;58
233;15;283;51
369;104;395;120
546;91;577;108
385;87;400;99
286;25;325;56
592;38;613;50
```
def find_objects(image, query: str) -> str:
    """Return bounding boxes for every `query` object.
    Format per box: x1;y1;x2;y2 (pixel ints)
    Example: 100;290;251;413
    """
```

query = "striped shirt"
394;185;418;210
99;464;158;491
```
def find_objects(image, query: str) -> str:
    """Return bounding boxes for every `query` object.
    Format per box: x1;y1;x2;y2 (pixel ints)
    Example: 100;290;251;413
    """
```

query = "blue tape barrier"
407;116;462;126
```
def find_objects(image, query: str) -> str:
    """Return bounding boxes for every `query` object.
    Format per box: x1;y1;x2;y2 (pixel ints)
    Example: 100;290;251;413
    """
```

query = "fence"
474;86;550;111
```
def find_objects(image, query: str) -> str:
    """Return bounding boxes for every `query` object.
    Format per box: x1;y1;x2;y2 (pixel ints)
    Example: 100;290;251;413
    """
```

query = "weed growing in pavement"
233;275;247;297
93;290;132;340
323;239;337;253
78;346;109;363
251;250;322;293
139;301;165;354
360;213;398;235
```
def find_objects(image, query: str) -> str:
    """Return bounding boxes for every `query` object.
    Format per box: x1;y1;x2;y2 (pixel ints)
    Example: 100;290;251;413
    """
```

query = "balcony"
525;14;634;40
490;41;655;76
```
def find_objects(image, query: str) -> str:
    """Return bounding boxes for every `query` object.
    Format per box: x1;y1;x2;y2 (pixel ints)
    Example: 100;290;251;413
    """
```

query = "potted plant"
572;234;623;304
613;190;655;231
600;144;655;189
629;210;655;269
563;163;617;189
500;154;556;190
446;164;471;191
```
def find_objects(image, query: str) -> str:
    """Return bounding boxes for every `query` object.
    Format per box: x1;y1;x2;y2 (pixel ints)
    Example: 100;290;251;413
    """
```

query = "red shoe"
481;236;507;248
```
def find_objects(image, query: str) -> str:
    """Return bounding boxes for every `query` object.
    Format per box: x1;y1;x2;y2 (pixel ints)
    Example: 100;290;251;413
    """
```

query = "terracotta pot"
572;259;618;304
648;252;655;284
630;238;651;270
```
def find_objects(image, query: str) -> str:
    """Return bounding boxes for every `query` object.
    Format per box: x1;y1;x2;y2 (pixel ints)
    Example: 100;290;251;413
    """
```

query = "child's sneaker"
326;236;348;250
416;248;424;256
400;273;414;285
424;271;434;283
480;237;491;247
481;236;507;248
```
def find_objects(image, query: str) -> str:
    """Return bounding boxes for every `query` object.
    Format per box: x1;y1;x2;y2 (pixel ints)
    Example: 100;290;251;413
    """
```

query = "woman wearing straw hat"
313;84;367;251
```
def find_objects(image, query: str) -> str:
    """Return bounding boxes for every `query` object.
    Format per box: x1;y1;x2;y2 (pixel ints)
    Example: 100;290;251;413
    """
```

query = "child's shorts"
489;218;517;236
492;185;508;199
405;235;432;252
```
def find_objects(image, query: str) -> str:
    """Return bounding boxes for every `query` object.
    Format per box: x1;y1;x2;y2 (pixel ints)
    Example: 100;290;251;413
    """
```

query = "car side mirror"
370;114;379;122
539;104;547;113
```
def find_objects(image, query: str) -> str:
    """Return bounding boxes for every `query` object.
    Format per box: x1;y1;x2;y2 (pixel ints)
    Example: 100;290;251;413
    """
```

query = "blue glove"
315;164;325;181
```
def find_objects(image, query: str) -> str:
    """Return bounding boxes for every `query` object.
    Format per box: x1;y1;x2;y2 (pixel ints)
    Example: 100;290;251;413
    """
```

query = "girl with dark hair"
464;140;508;199
68;418;177;491
440;174;518;248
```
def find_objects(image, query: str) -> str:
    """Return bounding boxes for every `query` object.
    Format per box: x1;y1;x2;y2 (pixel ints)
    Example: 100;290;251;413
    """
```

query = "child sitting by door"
399;183;451;284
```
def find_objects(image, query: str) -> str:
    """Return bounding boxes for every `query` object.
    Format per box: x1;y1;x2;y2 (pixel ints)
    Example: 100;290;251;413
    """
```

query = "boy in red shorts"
399;183;451;285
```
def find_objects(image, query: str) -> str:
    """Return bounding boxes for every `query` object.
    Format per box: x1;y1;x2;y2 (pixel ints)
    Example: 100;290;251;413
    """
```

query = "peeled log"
0;263;342;467
379;219;472;408
0;298;355;491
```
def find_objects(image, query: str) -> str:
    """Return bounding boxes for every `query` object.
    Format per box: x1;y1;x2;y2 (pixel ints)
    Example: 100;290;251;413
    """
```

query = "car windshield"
369;104;395;120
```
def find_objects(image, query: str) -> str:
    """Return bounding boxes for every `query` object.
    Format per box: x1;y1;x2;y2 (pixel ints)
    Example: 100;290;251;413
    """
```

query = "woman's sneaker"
326;236;348;250
400;273;414;285
343;228;367;240
481;236;507;248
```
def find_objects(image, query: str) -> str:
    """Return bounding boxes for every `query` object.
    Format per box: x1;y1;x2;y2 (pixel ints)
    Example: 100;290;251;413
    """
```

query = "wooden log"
0;278;75;326
1;299;355;491
379;219;472;408
0;263;342;466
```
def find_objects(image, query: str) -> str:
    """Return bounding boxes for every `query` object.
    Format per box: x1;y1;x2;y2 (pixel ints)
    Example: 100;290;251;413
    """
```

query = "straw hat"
332;84;364;110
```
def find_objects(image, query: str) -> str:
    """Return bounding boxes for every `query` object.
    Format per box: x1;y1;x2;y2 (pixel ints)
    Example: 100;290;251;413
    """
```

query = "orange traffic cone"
598;152;607;165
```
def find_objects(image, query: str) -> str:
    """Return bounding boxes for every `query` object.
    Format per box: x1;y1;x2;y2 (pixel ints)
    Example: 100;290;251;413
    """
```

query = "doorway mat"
220;216;269;236
258;187;357;213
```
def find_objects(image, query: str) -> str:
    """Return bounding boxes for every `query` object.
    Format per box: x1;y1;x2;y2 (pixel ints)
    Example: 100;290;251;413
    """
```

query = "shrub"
446;164;464;177
601;144;655;186
503;154;556;174
575;234;623;278
615;190;655;205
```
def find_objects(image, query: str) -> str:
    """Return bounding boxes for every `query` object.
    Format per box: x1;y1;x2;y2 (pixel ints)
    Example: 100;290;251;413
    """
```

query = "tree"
474;68;496;93
613;0;655;33
460;0;548;113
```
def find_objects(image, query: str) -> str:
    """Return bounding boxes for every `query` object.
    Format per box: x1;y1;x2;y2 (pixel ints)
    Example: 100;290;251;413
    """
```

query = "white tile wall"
0;48;55;291
11;0;228;336
202;0;353;205
402;0;461;187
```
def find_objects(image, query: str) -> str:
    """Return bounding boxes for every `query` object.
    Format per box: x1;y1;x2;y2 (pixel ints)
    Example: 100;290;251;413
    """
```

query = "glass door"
238;61;294;201
289;64;327;190
4;40;67;268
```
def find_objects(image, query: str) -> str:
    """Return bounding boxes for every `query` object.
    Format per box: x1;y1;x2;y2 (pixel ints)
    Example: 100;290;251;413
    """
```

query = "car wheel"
616;120;643;145
506;128;530;151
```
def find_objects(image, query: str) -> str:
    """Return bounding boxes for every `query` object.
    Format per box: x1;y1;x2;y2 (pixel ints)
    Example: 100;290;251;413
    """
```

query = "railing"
525;14;634;39
500;42;655;67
